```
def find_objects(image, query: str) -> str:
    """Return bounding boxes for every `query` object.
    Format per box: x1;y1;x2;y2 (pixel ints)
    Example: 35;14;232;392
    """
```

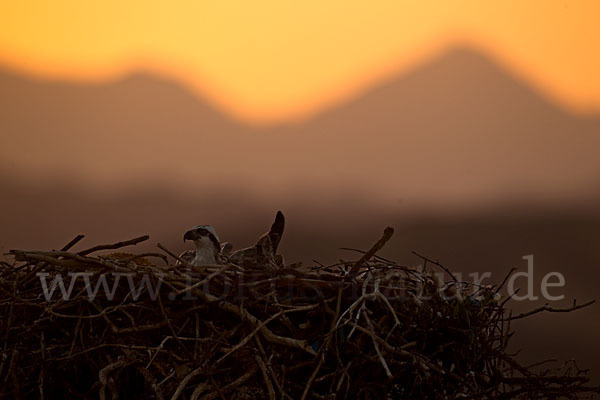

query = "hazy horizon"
2;46;599;215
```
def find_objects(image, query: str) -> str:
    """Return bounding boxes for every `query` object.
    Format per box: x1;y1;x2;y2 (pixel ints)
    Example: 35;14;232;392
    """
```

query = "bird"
229;210;285;269
180;225;222;266
179;211;285;269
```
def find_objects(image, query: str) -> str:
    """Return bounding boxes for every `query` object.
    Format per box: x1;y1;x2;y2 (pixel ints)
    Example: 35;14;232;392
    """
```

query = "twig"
509;299;595;320
60;234;85;252
78;235;149;256
349;227;394;278
411;250;458;282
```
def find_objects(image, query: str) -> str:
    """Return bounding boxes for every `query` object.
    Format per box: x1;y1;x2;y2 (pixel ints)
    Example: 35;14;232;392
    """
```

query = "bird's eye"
198;228;207;235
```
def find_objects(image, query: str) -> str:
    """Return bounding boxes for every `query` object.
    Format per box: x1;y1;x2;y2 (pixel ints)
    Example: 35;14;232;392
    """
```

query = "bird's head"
183;225;220;250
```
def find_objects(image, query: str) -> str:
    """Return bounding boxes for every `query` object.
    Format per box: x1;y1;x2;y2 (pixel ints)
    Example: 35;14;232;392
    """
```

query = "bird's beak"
183;230;199;242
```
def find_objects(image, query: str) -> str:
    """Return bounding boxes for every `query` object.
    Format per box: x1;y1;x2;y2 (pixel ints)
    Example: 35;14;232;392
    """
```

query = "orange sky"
0;0;599;124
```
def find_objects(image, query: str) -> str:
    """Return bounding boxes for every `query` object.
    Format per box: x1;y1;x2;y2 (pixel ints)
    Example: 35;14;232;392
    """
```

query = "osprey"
180;211;285;268
180;225;222;266
230;210;285;269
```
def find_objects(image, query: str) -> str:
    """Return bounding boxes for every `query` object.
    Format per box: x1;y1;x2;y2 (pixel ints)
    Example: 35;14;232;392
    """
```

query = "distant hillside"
1;47;599;208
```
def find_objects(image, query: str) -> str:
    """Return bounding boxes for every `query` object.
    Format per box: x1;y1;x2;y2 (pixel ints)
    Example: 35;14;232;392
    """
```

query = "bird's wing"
267;211;285;253
230;241;273;269
229;211;285;269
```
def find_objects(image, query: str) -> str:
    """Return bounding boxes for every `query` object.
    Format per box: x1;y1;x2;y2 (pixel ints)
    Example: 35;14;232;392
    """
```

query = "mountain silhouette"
1;47;599;209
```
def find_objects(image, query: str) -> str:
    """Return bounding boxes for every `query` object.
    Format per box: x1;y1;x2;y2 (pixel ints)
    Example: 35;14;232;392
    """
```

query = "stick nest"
1;231;598;399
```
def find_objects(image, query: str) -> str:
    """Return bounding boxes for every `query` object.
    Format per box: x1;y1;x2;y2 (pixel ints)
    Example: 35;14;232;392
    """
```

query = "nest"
1;229;598;399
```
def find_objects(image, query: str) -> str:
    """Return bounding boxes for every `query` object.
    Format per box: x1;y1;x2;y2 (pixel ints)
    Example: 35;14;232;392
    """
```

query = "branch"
509;299;595;320
349;227;394;278
77;235;149;256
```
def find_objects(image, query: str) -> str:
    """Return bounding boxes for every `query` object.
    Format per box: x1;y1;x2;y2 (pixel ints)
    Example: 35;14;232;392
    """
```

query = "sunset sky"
0;0;599;124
